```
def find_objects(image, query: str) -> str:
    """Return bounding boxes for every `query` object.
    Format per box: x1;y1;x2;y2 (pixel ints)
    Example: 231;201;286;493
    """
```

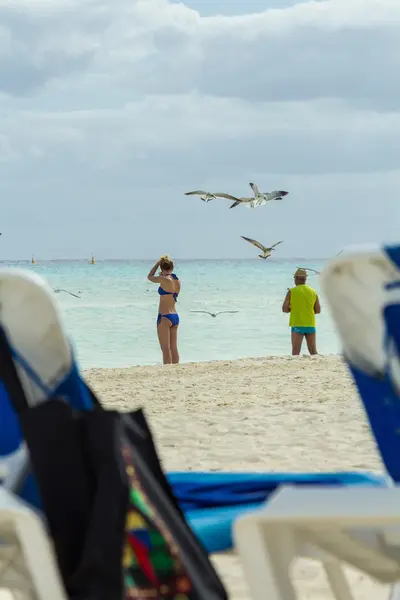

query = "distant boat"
91;254;95;265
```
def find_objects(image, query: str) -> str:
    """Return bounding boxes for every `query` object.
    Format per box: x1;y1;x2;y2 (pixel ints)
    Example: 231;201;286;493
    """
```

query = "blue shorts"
291;327;316;334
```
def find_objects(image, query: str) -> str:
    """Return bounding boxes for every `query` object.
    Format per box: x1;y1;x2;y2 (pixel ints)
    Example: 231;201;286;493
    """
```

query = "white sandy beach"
83;355;389;600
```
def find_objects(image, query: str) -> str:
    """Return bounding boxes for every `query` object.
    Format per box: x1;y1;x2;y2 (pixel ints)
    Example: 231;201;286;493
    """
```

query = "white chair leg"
0;488;66;600
234;517;298;600
389;583;400;600
323;560;355;600
14;513;67;600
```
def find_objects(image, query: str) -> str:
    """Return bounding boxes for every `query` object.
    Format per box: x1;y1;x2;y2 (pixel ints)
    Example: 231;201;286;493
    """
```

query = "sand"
82;355;391;600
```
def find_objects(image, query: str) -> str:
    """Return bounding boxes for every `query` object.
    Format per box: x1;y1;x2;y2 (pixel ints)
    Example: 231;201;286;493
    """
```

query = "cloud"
0;0;399;258
1;0;399;107
2;96;400;181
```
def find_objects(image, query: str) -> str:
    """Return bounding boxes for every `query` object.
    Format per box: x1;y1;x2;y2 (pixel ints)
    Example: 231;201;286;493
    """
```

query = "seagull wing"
216;311;239;315
185;190;209;196
60;289;81;298
297;267;320;275
230;197;253;208
214;193;241;201
190;310;211;315
249;182;260;196
271;240;284;249
241;236;266;252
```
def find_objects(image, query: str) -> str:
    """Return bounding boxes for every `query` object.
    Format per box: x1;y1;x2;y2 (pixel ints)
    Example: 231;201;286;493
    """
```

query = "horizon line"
0;257;332;262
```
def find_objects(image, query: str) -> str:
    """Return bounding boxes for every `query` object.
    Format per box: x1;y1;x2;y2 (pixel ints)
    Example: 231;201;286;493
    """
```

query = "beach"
85;355;389;600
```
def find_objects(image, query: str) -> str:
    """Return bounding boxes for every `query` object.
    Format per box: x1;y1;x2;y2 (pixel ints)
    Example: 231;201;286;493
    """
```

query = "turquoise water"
1;260;340;368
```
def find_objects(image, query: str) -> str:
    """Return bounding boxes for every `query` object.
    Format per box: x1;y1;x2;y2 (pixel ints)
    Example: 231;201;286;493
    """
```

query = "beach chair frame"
0;487;66;600
234;485;400;600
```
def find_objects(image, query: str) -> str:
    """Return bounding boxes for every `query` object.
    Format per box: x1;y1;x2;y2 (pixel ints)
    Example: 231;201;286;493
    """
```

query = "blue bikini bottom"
157;313;180;327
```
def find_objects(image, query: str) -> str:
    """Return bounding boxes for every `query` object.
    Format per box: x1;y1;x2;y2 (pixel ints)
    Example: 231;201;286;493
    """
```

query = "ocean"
1;260;340;368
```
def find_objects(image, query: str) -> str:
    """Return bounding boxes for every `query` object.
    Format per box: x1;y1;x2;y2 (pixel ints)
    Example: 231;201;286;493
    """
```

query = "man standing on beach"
282;268;321;355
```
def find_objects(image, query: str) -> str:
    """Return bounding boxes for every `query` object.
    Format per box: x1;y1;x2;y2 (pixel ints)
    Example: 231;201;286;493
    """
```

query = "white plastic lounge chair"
234;485;400;600
0;487;66;600
234;244;400;599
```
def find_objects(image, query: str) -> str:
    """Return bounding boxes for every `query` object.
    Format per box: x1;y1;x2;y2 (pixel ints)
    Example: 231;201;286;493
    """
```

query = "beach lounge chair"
233;244;400;599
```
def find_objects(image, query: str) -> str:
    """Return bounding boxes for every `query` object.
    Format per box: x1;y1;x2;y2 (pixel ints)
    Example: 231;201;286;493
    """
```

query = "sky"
1;0;399;260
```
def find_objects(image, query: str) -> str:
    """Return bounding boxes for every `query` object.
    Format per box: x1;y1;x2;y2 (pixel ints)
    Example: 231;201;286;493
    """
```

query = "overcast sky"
1;0;399;259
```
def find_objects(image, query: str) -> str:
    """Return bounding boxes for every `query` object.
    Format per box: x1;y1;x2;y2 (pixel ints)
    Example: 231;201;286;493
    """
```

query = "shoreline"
84;352;341;373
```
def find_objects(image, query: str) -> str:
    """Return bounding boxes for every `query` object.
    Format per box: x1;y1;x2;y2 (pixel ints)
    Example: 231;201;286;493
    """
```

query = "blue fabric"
158;273;179;301
186;503;262;553
385;245;400;271
291;326;316;334
54;361;93;411
348;363;400;481
157;313;180;327
344;243;400;483
168;471;388;511
0;381;22;455
168;471;389;552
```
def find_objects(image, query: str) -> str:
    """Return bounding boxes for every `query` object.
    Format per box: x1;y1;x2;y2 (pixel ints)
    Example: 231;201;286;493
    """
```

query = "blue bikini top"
158;273;179;301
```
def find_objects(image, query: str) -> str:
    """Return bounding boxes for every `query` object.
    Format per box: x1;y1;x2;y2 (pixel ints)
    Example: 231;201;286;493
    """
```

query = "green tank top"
289;284;317;327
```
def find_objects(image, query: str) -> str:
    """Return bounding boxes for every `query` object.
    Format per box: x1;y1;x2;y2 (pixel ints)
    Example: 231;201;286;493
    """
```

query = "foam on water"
0;259;340;367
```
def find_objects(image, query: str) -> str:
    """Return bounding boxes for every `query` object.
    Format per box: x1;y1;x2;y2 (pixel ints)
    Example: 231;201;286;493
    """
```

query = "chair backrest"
321;244;400;482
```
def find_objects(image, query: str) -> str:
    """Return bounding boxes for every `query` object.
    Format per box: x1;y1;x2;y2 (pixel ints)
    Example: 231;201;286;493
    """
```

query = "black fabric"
0;327;29;411
19;401;95;593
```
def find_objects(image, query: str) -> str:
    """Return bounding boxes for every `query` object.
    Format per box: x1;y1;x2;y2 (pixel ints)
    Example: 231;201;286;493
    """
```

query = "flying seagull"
53;288;81;298
230;183;288;208
185;190;241;203
241;236;283;259
190;310;239;318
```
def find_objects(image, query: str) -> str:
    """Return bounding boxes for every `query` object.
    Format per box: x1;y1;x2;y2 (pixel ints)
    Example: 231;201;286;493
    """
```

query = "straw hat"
294;268;307;278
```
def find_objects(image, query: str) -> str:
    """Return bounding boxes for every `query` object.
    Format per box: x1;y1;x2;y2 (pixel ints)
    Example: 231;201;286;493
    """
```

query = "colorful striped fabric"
122;445;193;599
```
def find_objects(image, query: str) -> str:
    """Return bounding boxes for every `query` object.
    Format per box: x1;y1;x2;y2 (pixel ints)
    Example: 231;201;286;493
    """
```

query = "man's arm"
282;290;291;313
314;295;321;314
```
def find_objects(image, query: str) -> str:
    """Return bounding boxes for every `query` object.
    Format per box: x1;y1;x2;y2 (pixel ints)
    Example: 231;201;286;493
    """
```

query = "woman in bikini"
147;255;180;364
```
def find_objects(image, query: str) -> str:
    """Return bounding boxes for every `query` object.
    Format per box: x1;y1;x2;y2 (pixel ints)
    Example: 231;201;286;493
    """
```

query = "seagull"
190;311;239;318
185;190;241;203
230;183;288;208
53;288;81;298
296;267;320;275
241;236;283;259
